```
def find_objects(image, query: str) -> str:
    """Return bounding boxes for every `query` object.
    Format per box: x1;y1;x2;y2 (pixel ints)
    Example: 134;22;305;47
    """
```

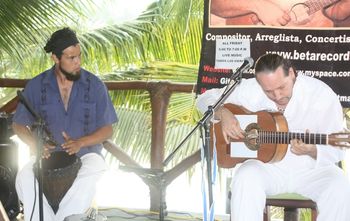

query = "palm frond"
0;0;91;60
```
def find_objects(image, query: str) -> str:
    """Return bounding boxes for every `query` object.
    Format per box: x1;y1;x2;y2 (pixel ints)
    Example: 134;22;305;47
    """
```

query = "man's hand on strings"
251;0;291;26
218;107;245;144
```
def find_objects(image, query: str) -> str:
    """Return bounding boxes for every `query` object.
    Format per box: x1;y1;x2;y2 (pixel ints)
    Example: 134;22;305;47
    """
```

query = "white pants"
230;159;350;221
16;153;107;221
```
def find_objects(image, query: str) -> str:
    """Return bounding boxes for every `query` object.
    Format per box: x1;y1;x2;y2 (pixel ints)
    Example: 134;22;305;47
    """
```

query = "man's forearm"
77;125;114;148
12;122;37;153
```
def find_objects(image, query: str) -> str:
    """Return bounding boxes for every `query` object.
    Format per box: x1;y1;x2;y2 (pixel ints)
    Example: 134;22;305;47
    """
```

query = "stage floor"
15;207;230;221
17;208;230;221
99;207;229;221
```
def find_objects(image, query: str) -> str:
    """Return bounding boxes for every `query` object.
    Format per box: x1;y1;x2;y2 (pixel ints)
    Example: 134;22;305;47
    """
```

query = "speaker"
0;141;20;219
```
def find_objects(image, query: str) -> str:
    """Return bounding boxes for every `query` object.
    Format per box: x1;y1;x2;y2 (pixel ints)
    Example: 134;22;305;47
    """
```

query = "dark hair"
254;54;294;76
44;27;79;59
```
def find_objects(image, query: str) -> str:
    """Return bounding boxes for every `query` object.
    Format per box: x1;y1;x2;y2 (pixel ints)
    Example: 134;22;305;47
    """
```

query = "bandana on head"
44;27;79;56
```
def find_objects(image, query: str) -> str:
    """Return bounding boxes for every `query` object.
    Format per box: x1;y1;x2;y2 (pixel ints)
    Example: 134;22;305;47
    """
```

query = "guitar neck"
305;0;339;15
258;131;328;145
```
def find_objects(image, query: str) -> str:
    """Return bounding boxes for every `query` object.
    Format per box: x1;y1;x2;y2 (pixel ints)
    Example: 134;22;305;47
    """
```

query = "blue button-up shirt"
13;66;118;157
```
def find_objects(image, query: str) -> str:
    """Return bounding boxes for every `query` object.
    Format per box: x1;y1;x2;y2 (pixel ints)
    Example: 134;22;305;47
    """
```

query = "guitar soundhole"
244;123;261;151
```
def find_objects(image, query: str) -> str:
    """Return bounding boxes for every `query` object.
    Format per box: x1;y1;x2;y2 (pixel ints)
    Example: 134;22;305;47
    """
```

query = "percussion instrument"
33;151;82;213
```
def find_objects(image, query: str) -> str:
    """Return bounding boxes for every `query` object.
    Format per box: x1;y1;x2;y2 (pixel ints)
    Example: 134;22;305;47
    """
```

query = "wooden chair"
227;190;317;221
264;193;317;221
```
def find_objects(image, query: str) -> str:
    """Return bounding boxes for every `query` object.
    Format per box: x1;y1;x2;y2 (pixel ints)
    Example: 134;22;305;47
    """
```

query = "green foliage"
0;0;88;61
269;207;312;221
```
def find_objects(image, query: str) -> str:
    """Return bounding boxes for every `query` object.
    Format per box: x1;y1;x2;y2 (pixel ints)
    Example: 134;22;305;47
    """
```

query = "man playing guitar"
196;54;350;220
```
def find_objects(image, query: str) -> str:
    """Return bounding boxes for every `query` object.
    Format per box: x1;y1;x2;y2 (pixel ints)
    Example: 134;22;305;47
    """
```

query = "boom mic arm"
230;57;254;80
17;90;59;146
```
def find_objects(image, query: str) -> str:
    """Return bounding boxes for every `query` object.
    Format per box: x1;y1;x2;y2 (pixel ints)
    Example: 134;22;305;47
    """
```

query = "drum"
33;151;82;213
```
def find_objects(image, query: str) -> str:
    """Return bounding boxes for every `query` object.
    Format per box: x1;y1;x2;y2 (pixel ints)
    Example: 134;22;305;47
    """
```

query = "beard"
59;65;81;81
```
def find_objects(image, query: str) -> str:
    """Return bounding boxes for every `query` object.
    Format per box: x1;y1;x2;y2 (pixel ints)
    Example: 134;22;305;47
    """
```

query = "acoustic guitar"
223;0;338;27
212;104;350;168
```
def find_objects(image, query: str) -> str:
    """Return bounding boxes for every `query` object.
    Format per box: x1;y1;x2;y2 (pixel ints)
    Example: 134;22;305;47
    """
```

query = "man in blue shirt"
12;27;118;221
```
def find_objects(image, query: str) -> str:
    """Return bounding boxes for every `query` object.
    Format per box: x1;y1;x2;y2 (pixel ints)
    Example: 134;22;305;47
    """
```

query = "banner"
197;0;350;107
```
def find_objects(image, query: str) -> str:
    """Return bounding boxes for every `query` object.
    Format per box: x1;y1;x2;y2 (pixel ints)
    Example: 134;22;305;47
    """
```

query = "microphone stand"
17;90;45;221
163;72;244;209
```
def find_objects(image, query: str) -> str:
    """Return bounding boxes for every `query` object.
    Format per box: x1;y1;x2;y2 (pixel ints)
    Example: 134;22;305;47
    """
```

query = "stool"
264;193;317;221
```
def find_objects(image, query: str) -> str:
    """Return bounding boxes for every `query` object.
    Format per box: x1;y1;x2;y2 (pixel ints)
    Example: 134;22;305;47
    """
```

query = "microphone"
230;57;254;80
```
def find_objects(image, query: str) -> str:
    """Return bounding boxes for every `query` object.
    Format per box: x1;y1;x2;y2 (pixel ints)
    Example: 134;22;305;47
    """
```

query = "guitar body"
212;104;289;168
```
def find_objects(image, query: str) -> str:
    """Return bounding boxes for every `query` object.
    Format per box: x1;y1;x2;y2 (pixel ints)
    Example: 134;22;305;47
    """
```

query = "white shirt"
196;75;345;169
